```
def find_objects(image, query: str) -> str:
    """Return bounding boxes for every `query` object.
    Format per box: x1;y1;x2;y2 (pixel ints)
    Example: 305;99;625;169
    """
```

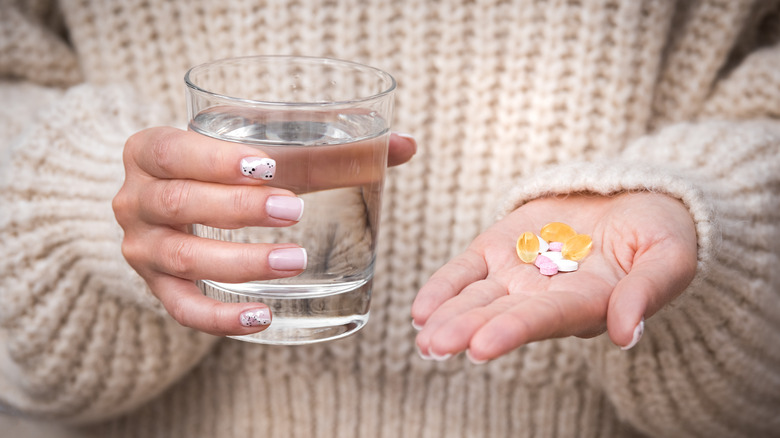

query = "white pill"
537;235;549;253
541;251;563;261
554;258;579;272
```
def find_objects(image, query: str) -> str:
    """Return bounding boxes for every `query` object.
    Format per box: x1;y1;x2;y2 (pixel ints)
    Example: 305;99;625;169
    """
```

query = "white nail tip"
429;351;452;361
621;318;645;351
417;348;433;361
411;320;423;331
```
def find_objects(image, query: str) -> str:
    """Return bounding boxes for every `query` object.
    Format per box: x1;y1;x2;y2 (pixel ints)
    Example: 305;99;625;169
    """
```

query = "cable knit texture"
1;0;779;437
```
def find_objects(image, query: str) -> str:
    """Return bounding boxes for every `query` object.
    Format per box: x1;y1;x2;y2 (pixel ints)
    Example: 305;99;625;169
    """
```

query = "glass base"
229;313;369;345
198;279;372;345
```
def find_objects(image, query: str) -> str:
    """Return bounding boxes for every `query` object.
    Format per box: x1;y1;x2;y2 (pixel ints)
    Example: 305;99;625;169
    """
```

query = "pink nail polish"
268;248;308;271
239;308;271;327
240;157;275;180
266;196;304;221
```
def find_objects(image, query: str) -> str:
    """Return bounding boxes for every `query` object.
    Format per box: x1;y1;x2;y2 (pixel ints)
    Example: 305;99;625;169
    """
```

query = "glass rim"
184;55;397;107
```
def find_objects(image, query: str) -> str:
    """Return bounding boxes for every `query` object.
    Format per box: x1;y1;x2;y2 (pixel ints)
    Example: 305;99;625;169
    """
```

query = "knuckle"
208;147;230;178
160;180;191;220
205;302;227;334
166;295;191;328
168;298;225;334
150;128;184;174
112;185;140;226
111;189;130;222
123;131;143;163
231;186;257;218
236;244;265;279
167;237;198;278
124;128;157;169
119;236;145;269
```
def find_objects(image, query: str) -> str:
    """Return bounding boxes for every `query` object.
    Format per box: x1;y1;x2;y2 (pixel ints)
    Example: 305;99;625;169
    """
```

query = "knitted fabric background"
1;0;779;437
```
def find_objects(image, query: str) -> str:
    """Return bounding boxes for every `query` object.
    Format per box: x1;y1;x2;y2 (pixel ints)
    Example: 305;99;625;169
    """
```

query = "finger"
388;132;417;167
139;179;304;228
133;230;307;283
411;249;488;328
606;242;697;349
150;275;273;336
420;280;510;359
417;276;511;358
466;288;606;362
126;127;274;183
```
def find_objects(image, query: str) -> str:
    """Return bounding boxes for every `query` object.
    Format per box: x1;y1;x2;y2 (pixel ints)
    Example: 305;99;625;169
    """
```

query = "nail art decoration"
240;157;276;180
239;308;271;327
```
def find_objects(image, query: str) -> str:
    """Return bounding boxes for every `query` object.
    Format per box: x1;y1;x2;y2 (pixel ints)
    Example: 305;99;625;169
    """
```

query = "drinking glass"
185;56;396;344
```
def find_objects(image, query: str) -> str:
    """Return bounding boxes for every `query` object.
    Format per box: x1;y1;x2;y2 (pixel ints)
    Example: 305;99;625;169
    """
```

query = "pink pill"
534;254;553;268
539;262;559;276
548;241;563;251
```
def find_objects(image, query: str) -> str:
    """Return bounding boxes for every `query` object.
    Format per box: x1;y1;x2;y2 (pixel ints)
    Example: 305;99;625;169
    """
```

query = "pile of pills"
516;222;592;276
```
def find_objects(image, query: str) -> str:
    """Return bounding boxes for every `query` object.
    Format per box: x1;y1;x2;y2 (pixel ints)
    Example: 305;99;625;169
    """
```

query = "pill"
548;241;563;252
562;234;592;261
540;222;577;243
539;262;559;276
553;258;579;272
516;231;540;263
534;254;553;268
541;251;563;261
537;235;549;253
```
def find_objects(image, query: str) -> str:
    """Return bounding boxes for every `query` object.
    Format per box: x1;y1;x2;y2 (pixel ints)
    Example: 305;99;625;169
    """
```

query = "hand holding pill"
411;192;697;363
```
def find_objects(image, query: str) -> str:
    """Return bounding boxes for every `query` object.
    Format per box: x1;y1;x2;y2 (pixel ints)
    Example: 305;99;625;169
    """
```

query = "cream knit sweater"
1;1;779;437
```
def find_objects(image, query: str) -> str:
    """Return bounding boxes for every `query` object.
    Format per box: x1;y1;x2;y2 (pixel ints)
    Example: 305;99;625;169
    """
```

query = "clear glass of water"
184;56;396;344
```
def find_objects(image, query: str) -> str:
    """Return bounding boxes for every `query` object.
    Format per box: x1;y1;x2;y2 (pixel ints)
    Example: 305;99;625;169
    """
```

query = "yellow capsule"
562;234;593;261
516;231;540;263
540;222;577;244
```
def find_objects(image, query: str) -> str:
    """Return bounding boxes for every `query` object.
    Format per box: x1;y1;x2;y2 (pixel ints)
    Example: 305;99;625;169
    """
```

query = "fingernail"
396;132;417;151
239;308;271;327
429;350;452;361
268;247;307;271
240;157;276;180
266;196;304;221
621;318;645;351
417;346;433;361
466;349;488;365
411;320;423;331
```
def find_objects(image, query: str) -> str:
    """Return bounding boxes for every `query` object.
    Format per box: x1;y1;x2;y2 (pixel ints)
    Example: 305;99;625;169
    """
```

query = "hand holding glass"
185;56;396;344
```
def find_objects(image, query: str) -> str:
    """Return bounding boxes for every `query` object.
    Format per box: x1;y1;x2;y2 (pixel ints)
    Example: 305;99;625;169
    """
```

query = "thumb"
606;245;697;349
388;132;417;167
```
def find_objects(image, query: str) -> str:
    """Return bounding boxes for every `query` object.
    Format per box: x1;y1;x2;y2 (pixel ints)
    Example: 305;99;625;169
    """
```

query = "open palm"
412;192;698;363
